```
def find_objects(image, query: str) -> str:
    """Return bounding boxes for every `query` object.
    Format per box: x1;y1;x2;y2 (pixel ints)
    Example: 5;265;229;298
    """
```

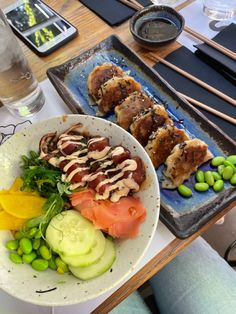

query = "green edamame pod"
5;240;18;251
55;257;69;273
217;165;225;176
212;172;222;181
22;251;37;264
195;170;205;183
211;156;225;167
194;183;209;192
33;238;41;250
222;166;234;180
204;171;214;186
177;185;192;197
39;245;52;260
226;155;236;165
9;252;22;264
213;180;224;192
19;238;32;254
31;259;48;271
25;216;44;229
230;173;236;185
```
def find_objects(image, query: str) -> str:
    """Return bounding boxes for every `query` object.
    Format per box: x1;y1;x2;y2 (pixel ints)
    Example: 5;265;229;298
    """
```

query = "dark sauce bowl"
130;5;185;50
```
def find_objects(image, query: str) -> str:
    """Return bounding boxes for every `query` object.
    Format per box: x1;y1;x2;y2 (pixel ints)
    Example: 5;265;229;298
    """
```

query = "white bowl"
0;114;160;306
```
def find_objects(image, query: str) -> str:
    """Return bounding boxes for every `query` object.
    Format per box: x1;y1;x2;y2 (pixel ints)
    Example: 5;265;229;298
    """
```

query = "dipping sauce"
137;18;178;41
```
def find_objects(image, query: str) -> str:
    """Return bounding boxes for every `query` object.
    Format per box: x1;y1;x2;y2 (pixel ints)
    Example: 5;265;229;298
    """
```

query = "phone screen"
6;0;72;48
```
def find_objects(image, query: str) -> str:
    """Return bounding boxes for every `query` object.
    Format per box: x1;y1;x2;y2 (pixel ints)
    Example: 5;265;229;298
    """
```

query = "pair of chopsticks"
147;53;236;125
118;0;236;61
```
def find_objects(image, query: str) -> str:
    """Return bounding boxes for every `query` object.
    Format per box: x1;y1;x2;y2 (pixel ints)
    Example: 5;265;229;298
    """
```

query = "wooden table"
1;1;236;313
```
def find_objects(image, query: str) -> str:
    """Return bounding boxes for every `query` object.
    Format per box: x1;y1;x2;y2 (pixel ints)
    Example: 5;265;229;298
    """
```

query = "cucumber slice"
46;210;95;256
69;239;116;280
60;229;106;267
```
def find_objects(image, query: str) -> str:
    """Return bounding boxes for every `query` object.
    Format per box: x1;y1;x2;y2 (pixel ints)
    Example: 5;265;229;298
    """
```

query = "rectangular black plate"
47;35;236;238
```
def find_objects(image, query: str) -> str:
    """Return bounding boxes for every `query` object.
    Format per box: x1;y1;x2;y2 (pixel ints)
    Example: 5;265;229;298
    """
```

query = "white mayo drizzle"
43;133;141;202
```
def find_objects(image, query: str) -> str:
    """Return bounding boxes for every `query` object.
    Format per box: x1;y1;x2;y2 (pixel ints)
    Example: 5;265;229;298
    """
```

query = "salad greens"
21;150;63;198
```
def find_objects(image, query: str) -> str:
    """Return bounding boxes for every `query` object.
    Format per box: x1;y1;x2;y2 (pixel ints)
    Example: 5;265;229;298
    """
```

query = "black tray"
47;35;236;238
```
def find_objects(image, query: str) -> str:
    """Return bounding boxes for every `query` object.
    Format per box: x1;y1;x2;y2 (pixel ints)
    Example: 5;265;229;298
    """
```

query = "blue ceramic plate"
47;35;236;238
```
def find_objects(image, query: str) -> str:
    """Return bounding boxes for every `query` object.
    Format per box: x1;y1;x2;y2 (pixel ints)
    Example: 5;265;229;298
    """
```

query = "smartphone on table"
4;0;78;56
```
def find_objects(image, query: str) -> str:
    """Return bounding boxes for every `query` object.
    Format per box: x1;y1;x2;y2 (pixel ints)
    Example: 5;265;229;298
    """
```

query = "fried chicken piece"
163;139;213;189
130;105;173;146
145;125;190;168
115;92;155;130
97;76;141;115
87;63;124;101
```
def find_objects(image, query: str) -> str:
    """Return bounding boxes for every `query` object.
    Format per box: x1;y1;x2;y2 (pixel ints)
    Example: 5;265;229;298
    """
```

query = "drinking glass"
203;0;236;20
0;9;45;118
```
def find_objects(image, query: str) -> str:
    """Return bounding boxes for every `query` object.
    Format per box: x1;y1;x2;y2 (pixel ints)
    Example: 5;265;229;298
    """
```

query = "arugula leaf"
39;194;65;237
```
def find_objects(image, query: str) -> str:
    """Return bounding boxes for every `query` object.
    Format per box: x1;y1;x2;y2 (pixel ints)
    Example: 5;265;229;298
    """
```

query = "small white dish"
0;114;160;306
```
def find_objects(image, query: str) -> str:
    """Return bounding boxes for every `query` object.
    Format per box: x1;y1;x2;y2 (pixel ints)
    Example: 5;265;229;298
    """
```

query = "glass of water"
203;0;236;20
0;9;45;118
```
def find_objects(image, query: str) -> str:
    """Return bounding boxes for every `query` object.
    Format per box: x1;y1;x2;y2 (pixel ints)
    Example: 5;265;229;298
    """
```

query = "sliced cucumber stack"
60;229;106;267
46;210;95;256
69;239;116;280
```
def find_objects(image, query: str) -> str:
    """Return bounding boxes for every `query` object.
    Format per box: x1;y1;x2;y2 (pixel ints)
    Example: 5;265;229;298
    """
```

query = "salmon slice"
70;190;146;239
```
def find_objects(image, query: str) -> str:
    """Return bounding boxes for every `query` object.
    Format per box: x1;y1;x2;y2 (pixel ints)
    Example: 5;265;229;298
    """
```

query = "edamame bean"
222;166;234;180
226;155;236;165
14;231;24;240
27;227;38;238
204;171;214;186
211;156;225;167
194;182;209;192
17;247;23;256
34;229;42;239
22;251;37;264
213;180;224;192
25;216;44;229
217;165;225;176
55;257;69;273
9;252;22;264
19;238;32;254
177;185;192;197
223;160;236;172
48;257;57;270
31;259;48;271
195;170;205;183
39;245;51;260
5;240;18;251
212;172;222;181
33;238;41;250
230;173;236;185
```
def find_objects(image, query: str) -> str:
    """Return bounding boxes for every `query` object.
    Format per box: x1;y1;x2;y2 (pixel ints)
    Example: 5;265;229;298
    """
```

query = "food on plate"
145;124;190;168
71;188;146;238
130;105;173;146
40;124;146;202
0;194;45;219
97;76;141;114
46;209;116;279
162;139;213;189
87;63;124;101
115;92;155;130
0;211;26;230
